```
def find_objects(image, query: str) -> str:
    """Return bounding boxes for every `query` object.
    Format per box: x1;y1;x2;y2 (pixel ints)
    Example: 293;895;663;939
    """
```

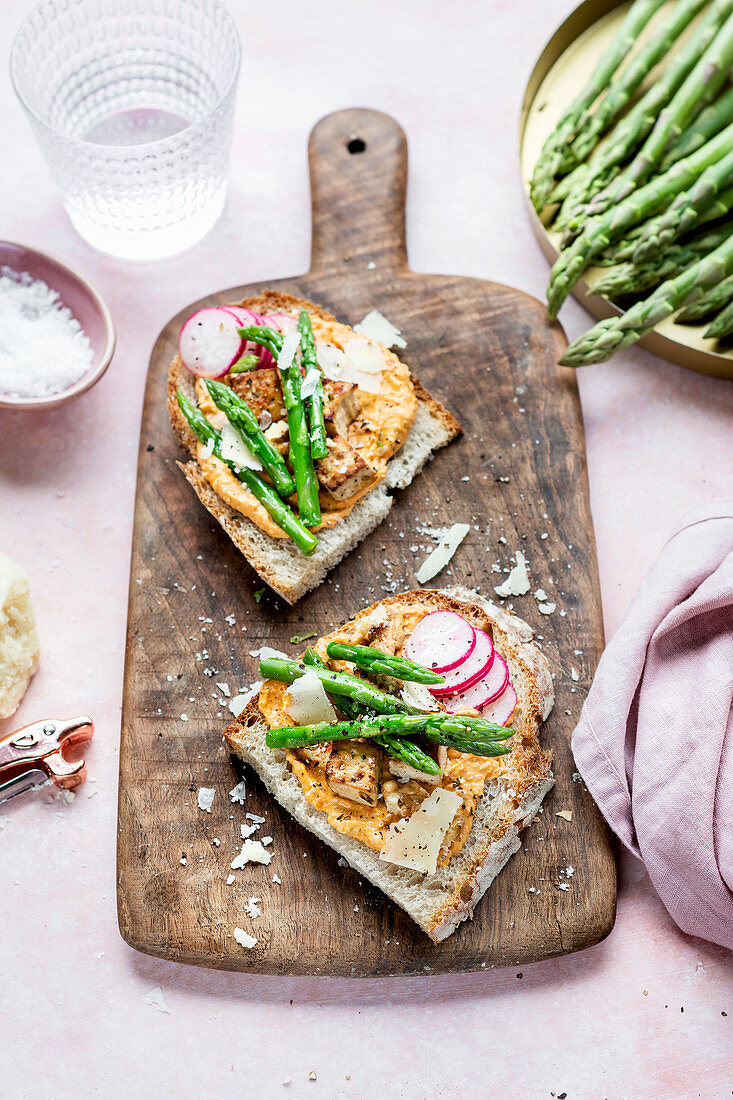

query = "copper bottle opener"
0;716;94;803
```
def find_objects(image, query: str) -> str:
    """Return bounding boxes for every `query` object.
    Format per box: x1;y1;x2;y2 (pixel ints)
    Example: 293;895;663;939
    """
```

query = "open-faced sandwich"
225;588;554;942
167;291;461;603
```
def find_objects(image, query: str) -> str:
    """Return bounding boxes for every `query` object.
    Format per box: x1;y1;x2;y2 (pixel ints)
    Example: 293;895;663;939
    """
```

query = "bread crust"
224;588;554;942
167;292;461;603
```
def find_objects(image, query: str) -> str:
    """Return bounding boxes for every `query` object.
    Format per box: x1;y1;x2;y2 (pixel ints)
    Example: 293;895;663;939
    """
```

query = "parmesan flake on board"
380;788;462;875
494;550;530;598
415;523;471;584
233;927;258;949
231;839;272;869
196;787;216;813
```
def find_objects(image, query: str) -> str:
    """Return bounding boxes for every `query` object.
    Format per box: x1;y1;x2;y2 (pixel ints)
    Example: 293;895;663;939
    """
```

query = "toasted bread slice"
168;291;461;603
224;587;554;942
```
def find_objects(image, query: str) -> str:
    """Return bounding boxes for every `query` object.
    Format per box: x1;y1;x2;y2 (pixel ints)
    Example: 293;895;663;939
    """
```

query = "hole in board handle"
346;136;366;154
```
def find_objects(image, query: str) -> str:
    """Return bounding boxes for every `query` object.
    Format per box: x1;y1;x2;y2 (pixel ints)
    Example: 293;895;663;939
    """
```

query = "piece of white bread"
0;551;40;719
167;291;461;603
224;588;555;942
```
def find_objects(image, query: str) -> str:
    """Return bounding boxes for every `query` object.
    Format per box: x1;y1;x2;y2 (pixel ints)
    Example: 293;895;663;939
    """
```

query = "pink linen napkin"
571;500;733;949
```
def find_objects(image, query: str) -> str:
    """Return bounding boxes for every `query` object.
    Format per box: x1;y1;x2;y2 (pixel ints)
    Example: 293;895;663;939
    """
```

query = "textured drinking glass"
11;0;241;260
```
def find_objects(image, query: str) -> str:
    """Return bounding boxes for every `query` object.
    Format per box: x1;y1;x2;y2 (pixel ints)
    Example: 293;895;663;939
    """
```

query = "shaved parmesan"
285;669;337;725
229;682;260;717
229;780;247;804
218;422;263;470
316;341;349;379
200;437;215;460
196;787;216;813
316;339;383;394
343;337;386;373
494;551;530;598
233;927;258;949
416;523;471;584
379;788;462;875
353;309;407;349
401;680;440;712
250;645;290;661
300;366;321;399
277;331;300;373
231;839;272;869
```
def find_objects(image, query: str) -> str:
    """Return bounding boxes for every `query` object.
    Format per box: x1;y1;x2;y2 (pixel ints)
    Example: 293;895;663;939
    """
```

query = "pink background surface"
1;1;731;1096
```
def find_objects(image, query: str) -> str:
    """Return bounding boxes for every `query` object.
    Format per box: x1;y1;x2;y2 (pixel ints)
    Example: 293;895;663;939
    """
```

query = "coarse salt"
0;268;93;398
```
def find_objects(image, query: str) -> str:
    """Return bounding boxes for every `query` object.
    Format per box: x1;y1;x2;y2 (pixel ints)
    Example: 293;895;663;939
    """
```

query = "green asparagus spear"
261;655;412;714
587;242;714;301
556;1;732;234
703;297;733;336
632;147;733;264
298;310;329;461
228;353;260;374
240;324;322;527
586;14;733;217
325;641;445;685
660;84;733;171
596;210;733;266
676;273;733;320
529;0;667;211
371;732;442;775
567;0;709;174
265;714;512;759
421;722;513;758
547;123;733;320
302;648;366;721
237;325;283;359
559;231;733;364
261;655;510;737
302;647;445;773
176;392;317;555
204;379;296;499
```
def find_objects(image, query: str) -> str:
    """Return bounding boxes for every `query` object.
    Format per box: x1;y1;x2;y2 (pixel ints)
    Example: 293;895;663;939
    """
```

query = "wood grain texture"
117;108;616;976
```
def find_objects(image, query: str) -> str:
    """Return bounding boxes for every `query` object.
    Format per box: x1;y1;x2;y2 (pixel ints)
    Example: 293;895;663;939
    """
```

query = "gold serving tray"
520;0;733;381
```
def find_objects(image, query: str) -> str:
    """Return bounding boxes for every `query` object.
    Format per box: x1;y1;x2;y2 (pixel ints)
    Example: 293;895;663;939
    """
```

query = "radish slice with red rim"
179;307;244;378
264;312;299;335
444;652;510;713
404;611;476;674
477;683;518;727
225;306;274;368
429;629;494;697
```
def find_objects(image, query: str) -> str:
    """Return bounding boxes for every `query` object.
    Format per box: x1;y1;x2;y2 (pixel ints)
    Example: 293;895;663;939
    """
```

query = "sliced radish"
179;307;244;378
444;652;509;713
224;306;273;368
404;611;476;674
429;629;494;697
265;312;299;335
478;683;518;727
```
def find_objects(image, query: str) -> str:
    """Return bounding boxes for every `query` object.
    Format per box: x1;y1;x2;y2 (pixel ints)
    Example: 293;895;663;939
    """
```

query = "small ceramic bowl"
0;242;115;410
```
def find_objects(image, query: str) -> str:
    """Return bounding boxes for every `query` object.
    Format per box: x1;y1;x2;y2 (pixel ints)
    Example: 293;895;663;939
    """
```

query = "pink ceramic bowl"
0;242;115;410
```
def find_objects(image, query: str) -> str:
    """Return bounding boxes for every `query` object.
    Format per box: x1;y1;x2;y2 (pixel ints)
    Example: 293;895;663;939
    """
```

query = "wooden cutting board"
117;108;616;976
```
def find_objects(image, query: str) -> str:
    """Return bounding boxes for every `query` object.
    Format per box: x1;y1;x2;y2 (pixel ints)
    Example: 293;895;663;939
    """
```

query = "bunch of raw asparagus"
530;0;733;364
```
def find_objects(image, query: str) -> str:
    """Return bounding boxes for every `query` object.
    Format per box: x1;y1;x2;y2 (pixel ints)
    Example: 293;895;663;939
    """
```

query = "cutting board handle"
308;108;408;276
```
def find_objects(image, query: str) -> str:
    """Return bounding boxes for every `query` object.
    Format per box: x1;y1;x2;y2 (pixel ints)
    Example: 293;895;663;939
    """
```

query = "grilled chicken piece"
264;419;289;454
322;380;360;436
388;755;443;785
381;779;431;817
296;743;332;768
231;369;286;422
325;741;381;806
316;435;379;503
